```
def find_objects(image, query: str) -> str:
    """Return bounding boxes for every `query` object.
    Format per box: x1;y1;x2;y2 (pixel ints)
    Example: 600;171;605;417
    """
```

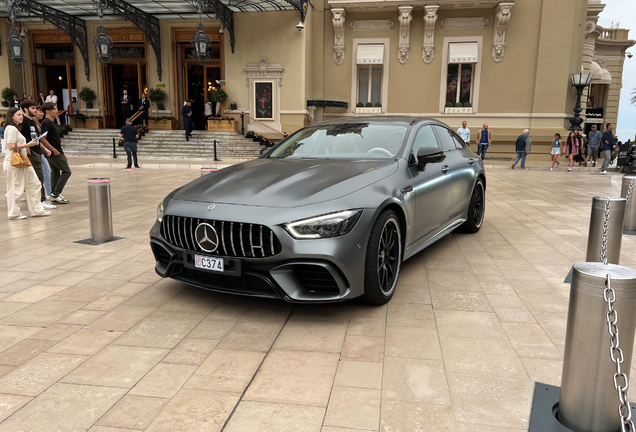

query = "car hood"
172;158;397;208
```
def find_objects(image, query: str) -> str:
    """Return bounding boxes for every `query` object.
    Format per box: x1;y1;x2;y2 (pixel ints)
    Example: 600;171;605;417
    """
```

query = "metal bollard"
112;138;117;158
201;167;217;177
585;197;626;264
87;178;113;243
559;262;636;432
621;175;636;232
213;139;220;161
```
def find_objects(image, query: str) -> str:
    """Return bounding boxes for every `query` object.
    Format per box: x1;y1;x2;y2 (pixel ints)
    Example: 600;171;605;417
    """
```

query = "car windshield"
267;123;408;159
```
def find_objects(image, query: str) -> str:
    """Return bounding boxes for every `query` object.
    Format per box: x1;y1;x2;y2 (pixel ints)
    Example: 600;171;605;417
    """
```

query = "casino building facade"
0;0;633;159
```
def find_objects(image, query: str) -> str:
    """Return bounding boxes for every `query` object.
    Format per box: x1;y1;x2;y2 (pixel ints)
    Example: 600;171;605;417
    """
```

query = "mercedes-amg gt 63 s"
150;117;486;304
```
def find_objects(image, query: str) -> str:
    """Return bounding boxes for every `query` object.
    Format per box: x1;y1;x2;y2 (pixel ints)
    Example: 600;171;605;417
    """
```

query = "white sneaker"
8;215;26;220
556;162;560;168
550;168;553;171
42;202;57;210
32;211;51;217
601;170;608;175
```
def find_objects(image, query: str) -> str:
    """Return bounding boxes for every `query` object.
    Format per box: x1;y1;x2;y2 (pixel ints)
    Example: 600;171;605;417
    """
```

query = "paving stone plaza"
0;159;634;431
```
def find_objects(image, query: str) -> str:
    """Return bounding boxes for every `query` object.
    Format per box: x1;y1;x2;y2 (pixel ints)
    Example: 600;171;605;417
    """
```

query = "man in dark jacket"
181;100;195;141
600;123;616;174
512;129;530;170
120;90;132;126
137;93;150;126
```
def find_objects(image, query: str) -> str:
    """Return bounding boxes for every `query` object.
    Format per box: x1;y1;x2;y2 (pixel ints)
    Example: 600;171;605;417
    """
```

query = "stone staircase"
61;129;263;161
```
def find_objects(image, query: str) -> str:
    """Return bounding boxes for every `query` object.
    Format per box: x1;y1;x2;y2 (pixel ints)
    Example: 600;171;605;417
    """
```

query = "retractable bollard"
558;262;636;432
621;175;636;232
586;197;626;264
87;178;113;243
201;168;217;177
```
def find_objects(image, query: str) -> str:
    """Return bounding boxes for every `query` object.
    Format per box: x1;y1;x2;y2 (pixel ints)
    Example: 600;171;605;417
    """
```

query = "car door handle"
441;165;450;174
400;186;413;194
468;158;476;165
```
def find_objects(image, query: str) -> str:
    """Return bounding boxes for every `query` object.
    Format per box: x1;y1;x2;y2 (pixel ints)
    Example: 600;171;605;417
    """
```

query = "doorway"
184;64;221;130
104;63;147;128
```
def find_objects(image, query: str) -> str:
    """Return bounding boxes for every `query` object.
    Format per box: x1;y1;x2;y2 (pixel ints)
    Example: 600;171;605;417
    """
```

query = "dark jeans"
139;111;148;126
477;143;489;160
27;152;46;202
124;142;139;168
47;153;72;196
184;118;195;138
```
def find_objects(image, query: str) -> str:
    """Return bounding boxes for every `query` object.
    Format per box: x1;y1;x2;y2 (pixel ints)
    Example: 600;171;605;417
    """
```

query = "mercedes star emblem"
207;204;216;211
195;223;219;253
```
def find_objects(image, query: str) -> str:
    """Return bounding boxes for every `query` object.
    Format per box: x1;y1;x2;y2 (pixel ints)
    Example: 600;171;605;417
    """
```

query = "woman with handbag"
3;107;51;220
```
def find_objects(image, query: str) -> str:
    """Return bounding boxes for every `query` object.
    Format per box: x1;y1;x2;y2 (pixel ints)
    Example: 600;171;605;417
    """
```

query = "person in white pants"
2;108;51;220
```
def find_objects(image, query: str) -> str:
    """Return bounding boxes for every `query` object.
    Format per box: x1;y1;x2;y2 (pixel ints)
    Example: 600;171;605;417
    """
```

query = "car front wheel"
363;210;402;305
458;178;485;233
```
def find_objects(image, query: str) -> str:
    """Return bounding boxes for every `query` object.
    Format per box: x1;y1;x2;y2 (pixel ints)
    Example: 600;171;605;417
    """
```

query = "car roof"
315;116;450;128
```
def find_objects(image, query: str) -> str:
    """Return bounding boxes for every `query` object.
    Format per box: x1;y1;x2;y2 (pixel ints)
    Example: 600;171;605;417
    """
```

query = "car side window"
411;125;439;157
449;131;466;150
432;126;457;153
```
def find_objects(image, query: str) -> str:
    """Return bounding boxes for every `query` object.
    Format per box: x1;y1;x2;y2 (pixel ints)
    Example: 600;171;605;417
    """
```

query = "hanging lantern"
93;25;113;65
6;27;25;67
191;23;212;65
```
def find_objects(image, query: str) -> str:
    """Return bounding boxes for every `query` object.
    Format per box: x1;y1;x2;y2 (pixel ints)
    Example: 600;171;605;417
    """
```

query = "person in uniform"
181;99;195;141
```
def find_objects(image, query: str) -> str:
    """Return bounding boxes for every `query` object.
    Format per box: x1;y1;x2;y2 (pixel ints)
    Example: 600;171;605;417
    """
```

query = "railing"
129;110;143;122
239;112;286;137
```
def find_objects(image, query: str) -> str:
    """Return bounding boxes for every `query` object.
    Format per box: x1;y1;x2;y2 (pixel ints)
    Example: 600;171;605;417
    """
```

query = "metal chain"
627;180;635;204
604;273;635;432
601;198;611;265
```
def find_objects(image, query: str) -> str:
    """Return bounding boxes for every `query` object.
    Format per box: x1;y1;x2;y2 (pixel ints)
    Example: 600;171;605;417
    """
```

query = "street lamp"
569;70;593;131
93;25;113;65
191;23;212;65
6;27;25;67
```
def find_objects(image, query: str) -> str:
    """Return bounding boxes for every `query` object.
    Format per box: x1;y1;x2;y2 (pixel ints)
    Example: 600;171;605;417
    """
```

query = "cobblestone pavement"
0;160;635;431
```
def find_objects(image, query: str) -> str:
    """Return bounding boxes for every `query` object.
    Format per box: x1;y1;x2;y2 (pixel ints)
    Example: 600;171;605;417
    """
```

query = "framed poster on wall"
255;81;274;119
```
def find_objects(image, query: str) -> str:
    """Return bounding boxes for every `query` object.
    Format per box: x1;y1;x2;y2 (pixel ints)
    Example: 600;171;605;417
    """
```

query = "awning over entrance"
356;44;384;64
448;42;478;64
589;61;612;84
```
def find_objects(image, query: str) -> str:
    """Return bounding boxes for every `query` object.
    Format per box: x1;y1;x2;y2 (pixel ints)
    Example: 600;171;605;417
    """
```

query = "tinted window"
433;126;457;152
268;123;407;159
411;125;439;156
449;131;466;150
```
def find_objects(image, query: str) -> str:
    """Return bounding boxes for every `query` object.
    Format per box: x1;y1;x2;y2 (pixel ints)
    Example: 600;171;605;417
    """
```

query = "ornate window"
352;39;389;114
439;37;483;115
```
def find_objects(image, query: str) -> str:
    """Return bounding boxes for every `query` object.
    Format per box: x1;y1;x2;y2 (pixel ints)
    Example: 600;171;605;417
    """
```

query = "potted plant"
207;114;237;132
78;87;97;112
245;130;254;138
356;102;364;108
148;88;167;111
455;102;463;107
148;115;176;130
1;87;16;107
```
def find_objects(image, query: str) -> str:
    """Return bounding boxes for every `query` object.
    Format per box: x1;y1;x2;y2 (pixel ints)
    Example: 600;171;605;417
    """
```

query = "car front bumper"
149;202;374;303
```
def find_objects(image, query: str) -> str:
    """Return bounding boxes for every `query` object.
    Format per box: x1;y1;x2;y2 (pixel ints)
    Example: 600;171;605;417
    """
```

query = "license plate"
195;255;224;272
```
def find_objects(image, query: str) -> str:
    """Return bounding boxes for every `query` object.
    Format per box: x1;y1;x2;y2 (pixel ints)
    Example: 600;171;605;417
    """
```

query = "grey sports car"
149;117;486;304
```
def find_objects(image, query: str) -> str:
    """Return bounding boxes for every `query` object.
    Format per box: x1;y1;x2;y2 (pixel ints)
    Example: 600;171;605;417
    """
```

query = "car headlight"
285;210;362;239
157;202;164;222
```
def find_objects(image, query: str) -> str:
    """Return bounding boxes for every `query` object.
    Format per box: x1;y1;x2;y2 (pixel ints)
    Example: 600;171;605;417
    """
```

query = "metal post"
585;196;625;264
112;138;117;158
87;178;113;243
240;111;245;135
559;262;636;432
214;139;220;161
621;175;636;232
201;167;217;177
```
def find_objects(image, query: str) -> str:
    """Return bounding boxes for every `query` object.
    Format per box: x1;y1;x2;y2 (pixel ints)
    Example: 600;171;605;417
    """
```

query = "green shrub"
148;88;167;104
365;102;373;107
445;102;454;107
1;87;16;103
455;102;463;107
356;102;364;107
374;102;382;108
78;87;96;103
463;101;472;107
214;88;228;103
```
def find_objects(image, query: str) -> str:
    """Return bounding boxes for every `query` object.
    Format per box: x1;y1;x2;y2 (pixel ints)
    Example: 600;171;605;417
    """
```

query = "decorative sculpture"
422;5;438;64
492;2;513;63
332;8;346;65
398;6;412;65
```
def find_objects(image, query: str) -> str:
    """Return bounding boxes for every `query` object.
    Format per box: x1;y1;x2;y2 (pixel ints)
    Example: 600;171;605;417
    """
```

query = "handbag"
10;149;32;168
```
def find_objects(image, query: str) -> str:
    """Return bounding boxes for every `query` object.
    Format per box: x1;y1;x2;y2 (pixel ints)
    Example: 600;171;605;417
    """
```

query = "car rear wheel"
458;178;485;233
363;210;402;305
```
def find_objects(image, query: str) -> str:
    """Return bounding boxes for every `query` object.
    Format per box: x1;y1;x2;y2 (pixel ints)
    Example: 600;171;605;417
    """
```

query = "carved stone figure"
492;2;513;63
422;5;438;64
332;8;346;65
398;6;413;65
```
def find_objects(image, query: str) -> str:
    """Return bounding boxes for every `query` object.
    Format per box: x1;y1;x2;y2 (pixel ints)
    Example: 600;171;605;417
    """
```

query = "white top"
456;127;471;143
3;125;27;165
45;95;58;104
205;102;213;116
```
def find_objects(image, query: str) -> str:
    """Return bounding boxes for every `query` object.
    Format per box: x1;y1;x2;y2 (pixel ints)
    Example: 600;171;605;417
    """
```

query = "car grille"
160;215;282;258
293;264;340;293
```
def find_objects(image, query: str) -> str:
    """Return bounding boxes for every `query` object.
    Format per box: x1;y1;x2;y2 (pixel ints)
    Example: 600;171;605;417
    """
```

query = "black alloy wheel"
363;210;402;305
459;178;485;233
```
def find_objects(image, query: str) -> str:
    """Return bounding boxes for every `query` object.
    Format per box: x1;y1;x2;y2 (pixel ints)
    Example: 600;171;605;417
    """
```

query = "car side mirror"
416;147;446;171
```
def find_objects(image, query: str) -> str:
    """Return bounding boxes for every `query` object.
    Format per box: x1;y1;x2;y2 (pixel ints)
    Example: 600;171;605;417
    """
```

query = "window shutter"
448;42;478;64
357;44;384;65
